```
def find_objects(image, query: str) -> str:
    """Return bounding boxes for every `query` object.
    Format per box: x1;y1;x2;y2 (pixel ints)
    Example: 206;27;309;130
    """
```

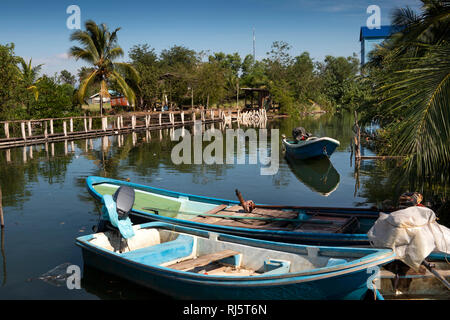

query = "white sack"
367;206;450;270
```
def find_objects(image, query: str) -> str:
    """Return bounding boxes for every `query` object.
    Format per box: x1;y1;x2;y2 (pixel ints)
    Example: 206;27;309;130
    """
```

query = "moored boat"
87;176;386;246
76;221;395;300
282;136;340;160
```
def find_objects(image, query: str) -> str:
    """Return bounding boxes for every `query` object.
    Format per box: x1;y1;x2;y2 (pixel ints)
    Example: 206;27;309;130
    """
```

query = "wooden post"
4;122;9;139
159;113;162;126
63;121;67;137
145;115;149;129
354;111;361;161
192;112;196;122
70;118;73;133
27;121;32;137
132;115;136;130
44;121;48;140
50;119;54;135
88;117;92;131
181;112;185;124
21;122;26;141
0;186;4;228
84;118;88;132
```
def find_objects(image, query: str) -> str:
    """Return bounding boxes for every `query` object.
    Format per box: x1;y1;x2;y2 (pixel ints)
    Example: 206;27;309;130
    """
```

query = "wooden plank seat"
191;205;360;233
166;250;240;272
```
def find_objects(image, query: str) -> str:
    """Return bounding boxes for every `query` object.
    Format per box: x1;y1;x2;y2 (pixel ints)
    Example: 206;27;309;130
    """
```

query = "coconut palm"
370;0;450;181
69;20;139;115
18;58;43;102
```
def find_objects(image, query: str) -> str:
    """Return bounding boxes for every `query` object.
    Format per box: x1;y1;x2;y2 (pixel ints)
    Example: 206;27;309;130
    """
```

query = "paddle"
422;260;450;291
140;206;334;225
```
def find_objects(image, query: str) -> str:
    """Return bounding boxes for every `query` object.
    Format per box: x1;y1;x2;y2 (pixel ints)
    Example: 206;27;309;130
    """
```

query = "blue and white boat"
76;221;395;300
86;176;387;247
282;136;340;160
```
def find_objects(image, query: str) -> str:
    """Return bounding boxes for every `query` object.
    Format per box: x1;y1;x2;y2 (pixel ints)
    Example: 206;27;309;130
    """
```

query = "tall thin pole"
253;28;256;62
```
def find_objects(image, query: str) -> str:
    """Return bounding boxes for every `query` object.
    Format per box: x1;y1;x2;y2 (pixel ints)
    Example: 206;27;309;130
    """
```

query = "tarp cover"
102;195;135;239
367;206;450;270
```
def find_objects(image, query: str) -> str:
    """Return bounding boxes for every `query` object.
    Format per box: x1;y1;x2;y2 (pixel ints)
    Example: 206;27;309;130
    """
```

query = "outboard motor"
95;186;136;240
113;185;135;219
292;127;311;142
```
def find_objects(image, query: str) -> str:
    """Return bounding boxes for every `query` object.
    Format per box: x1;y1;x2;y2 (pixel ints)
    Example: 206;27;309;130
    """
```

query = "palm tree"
69;20;139;115
18;58;43;103
369;0;450;181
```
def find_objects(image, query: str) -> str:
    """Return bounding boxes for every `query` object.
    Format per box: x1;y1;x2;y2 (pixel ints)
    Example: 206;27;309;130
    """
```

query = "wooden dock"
0;109;234;150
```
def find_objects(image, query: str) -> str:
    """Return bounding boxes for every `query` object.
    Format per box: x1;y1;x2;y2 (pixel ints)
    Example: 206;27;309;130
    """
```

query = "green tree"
363;0;450;182
69;20;139;115
0;43;27;119
128;44;162;109
31;75;78;118
17;58;43;114
58;70;76;86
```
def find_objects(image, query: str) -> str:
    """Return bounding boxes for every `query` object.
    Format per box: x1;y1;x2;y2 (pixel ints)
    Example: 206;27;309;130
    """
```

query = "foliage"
58;70;76;86
360;0;450;182
69;20;140;114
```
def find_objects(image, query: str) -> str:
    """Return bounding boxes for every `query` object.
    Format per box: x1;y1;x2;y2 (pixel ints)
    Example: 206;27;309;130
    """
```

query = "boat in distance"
76;221;395;300
282;136;340;160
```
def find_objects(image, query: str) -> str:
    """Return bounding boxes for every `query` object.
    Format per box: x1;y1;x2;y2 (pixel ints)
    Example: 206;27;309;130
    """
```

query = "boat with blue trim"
282;136;340;160
77;221;395;300
86;176;387;246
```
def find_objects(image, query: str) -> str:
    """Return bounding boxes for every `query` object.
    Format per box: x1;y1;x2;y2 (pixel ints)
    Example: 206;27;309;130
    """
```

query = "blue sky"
0;0;421;76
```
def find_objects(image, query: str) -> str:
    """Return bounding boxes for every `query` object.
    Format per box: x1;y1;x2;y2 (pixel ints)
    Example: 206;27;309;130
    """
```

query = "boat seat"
326;258;347;267
121;234;194;266
263;259;291;275
166;249;240;272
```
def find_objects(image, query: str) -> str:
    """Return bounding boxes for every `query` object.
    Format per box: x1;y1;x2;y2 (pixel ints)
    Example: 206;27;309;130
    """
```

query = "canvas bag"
367;206;450;270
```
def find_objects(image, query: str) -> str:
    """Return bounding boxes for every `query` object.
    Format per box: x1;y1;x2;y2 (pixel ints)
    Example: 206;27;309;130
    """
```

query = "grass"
82;103;112;112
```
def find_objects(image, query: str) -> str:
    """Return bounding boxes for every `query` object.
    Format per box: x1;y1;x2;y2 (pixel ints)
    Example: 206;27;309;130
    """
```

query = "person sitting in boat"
292;127;311;142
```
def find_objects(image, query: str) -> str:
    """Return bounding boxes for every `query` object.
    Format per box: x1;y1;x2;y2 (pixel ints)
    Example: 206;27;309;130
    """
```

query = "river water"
0;112;446;299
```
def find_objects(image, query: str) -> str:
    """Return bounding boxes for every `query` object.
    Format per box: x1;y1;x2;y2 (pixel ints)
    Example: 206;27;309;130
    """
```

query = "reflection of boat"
282;136;340;160
77;221;395;300
286;156;340;196
81;265;169;300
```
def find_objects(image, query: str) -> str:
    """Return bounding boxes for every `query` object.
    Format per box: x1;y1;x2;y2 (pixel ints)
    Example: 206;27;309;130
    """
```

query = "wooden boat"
85;176;448;263
282;136;340;160
76;221;395;300
87;176;387;246
286;156;340;196
379;258;450;300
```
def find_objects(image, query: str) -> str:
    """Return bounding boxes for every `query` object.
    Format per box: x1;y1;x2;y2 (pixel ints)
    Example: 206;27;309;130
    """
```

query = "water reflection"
285;156;340;197
0;114;448;299
1;228;6;286
81;265;171;300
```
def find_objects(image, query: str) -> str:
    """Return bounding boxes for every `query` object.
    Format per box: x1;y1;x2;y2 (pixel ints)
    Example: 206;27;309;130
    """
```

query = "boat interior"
88;225;369;277
93;183;372;234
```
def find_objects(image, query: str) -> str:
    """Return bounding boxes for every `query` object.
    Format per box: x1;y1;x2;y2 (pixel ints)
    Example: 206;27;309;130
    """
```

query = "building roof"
241;87;269;92
359;25;403;41
89;90;122;99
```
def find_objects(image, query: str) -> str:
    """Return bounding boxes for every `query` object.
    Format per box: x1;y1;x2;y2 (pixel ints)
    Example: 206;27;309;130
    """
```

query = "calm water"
0;112;445;299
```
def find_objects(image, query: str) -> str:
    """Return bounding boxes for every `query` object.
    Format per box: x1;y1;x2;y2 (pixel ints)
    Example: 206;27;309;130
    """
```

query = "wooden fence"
0;109;239;149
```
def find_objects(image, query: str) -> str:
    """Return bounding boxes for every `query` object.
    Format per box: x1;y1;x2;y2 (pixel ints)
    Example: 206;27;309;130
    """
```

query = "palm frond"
78;69;100;103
